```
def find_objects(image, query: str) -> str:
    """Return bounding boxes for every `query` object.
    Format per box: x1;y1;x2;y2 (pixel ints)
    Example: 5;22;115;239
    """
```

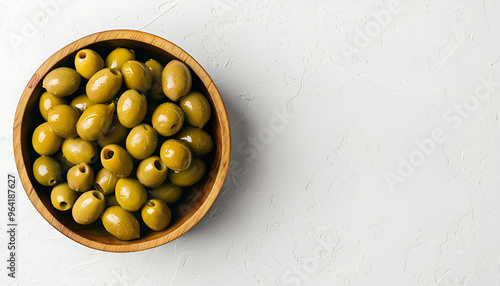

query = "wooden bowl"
13;30;230;252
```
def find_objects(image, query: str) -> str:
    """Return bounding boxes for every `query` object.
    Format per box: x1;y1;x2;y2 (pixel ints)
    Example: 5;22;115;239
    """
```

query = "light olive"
102;206;140;240
42;67;81;97
105;48;135;71
32;122;63;155
76;103;115;141
61;137;98;165
70;94;95;114
86;68;123;103
151;102;184;136
47;104;80;138
149;182;182;204
126;124;158;160
97;115;129;148
39;92;66;121
160;139;192;171
74;49;105;80
117;89;147;128
100;144;133;178
168;157;205;187
67;163;95;192
176;125;213;157
33;156;61;187
136;156;168;188
162;60;192;101
50;183;78;211
94;168;119;195
141;199;171;231
115;178;148;212
122;60;153;93
179;91;211;128
72;190;106;225
145;59;164;101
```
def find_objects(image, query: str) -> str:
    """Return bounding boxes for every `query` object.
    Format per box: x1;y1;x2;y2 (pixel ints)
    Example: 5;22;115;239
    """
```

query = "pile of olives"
31;47;214;240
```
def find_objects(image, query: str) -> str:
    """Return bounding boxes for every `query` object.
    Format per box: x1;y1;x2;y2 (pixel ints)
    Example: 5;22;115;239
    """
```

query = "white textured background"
1;0;500;285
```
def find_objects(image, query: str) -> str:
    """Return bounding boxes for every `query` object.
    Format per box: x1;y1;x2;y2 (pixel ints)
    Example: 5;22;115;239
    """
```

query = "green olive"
32;122;63;155
102;206;140;240
74;49;105;80
117;89;147;128
43;67;81;97
176;125;213;157
33;156;61;187
179;91;211;128
151;102;184;136
97;115;129;148
100;144;133;178
67;163;95;192
168;157;205;187
61;137;98;165
86;68;123;103
141;199;171;231
126;124;158;160
72;190;106;225
122;60;153;93
76;103;115;141
39;92;66;121
94;168;119;195
115;178;148;212
50;183;78;211
70;94;95;114
161;60;192;101
160;139;192;171
145;59;164;101
136;156;168;188
47;104;80;138
149;182;182;204
105;48;135;71
105;194;119;207
53;151;75;170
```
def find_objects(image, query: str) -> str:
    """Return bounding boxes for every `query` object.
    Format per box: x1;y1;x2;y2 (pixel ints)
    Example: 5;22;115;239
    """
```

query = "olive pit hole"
92;191;104;200
153;160;164;170
143;125;149;130
103;149;114;160
95;183;103;193
147;201;156;207
59;202;69;210
78;51;86;59
79;165;86;173
49;179;56;185
110;69;120;76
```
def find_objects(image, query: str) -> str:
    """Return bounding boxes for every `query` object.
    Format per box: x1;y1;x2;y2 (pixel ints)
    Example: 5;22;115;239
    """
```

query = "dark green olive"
100;144;133;178
39;92;66;121
50;183;78;211
72;190;106;225
67;163;95;192
75;49;105;80
70;94;95;114
168;157;205;187
76;103;115;141
47;104;80;138
176;125;213;157
97;115;129;148
105;48;135;71
32;122;63;155
61;137;98;165
102;206;140;240
141;199;171;231
126;124;158;160
86;68;123;103
117;89;147;128
115;178;148;212
94;168;119;195
160;139;192;171
162;60;192;101
43;67;81;97
179;91;211;128
33;156;61;187
122;60;153;93
149;182;182;204
136;156;168;188
151;102;184;136
105;194;119;207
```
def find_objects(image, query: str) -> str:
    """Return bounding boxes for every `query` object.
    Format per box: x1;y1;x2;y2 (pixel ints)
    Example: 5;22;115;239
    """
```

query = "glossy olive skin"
72;190;106;225
51;183;78;211
100;144;133;178
67;163;95;192
70;94;95;114
136;156;168;188
141;199;171;231
105;48;135;71
102;206;140;240
160;139;192;171
94;168;119;195
122;60;153;93
43;67;81;97
39;92;66;121
176;125;213;157
76;103;115;141
86;68;123;103
74;49;105;79
149;182;182;204
162;60;192;101
115;178;148;212
61;137;98;165
179;91;211;128
47;104;80;138
151;102;184;136
145;59;164;101
97;115;129;148
126;124;158;160
33;156;61;187
32;122;63;155
117;89;147;128
168;157;206;187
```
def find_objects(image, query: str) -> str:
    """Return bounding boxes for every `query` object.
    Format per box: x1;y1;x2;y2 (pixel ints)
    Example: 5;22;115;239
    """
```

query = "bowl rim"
13;29;231;252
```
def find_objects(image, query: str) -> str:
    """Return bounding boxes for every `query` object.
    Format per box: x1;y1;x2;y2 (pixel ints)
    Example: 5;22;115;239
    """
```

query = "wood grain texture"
13;30;231;252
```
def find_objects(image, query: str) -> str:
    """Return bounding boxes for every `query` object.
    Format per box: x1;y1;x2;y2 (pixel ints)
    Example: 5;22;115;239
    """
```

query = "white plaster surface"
1;0;500;285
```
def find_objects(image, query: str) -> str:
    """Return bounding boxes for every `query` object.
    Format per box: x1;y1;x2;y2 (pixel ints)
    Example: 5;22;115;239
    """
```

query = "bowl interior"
14;31;230;252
